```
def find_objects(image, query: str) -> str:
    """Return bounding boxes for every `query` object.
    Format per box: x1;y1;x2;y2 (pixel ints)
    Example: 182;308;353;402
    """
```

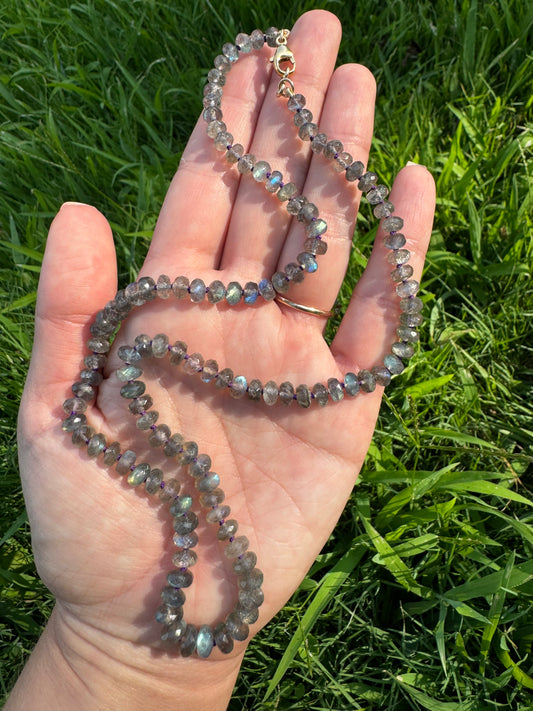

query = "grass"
1;0;532;708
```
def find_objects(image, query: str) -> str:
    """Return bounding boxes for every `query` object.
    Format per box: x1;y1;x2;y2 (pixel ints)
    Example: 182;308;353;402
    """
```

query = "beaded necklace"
60;27;423;659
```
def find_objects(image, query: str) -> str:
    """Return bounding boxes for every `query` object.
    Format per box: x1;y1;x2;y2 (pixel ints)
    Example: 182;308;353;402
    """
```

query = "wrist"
6;605;245;711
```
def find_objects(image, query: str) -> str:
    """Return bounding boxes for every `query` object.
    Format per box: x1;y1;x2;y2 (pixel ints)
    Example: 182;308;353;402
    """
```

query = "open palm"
17;9;434;677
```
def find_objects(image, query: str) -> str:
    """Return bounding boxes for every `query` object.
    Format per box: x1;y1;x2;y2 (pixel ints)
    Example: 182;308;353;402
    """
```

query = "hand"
12;10;435;711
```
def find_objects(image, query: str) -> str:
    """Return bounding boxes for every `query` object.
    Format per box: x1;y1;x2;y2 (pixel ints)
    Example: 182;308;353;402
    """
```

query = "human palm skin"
11;10;435;711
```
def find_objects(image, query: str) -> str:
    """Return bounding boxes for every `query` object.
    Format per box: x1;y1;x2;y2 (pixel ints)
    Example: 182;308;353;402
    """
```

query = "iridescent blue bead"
265;170;283;193
258;279;275;301
196;473;220;492
230;375;247;398
297;252;318;273
243;282;259;304
196;625;214;658
167;569;193;588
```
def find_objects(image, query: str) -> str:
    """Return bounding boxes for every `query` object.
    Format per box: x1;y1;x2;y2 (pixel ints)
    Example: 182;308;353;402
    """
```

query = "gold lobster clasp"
270;29;295;96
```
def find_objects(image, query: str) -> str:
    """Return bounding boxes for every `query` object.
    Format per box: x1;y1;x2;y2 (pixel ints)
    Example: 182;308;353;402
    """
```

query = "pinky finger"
332;163;436;370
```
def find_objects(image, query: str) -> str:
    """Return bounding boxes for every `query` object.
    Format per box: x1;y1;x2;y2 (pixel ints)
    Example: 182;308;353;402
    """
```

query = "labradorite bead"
392;341;415;359
272;271;289;294
183;353;204;375
278;381;294;406
384;353;405;375
327;378;344;402
387;249;411;265
324;139;343;159
235;603;259;624
84;353;107;369
196;473;220;492
134;334;152;357
287;195;307;215
252;160;271;182
225;281;242;305
215;368;233;389
62;413;86;431
296;384;311;408
345;160;364;181
156;274;172;298
358;171;378;191
371;366;392;387
155;604;183;626
129;395;153;414
397;327;419;343
87;336;110;354
214;131;233;151
172;275;190;298
207;280;226;303
116;365;143;382
285;262;305;284
303;237;327;255
128;463;151;487
247;379;262;401
189;278;206;302
297;251;318;273
238;568;264;590
71;425;93;446
230;375;247;398
344;372;360;397
180;624;198;657
102;441;121;465
358;369;377;393
167;569;193;588
298;202;318;223
312;382;329;407
400;312;424;327
115;449;137;475
396;280;420;298
151;333;169;357
169;341;188;365
172;549;198;568
63;397;87;414
178;441;198;465
265;26;279;47
243;282;259;304
235;32;252;53
366;184;389;203
258;278;275;300
71;381;95;400
384;232;407;250
213;54;231;73
298;122;318;140
87;433;106;457
217;519;239;540
161;620;186;644
120;381;145;399
238;588;264;609
148;424;170;447
199;488;225;507
159;477;181;500
250;28;265;50
226;612;249;641
233;551;257;574
400;296;423;313
304;219;327;239
225;536;249;559
206;505;231;524
382;215;404;232
80;368;103;386
173;512;199;535
144;469;163;494
161;585;186;607
201;359;219;382
207;119;226;138
293;109;313;127
214;623;234;654
173;531;199;549
189;454;212;477
136;410;159;430
287;93;306;111
237;154;255;174
277;182;297;201
117;345;141;364
265;170;283;193
310;132;328;154
222;42;239;62
196;625;214;658
163;433;184;457
169;495;193;515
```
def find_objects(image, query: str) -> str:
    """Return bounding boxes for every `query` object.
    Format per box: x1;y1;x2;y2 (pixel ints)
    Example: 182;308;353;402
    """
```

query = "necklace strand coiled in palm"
60;27;423;659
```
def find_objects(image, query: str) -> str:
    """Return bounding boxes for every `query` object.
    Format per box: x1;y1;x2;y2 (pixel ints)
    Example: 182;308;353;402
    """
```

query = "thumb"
22;202;117;425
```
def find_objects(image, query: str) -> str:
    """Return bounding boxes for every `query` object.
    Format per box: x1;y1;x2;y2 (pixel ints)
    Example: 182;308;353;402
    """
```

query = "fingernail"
405;160;426;168
61;201;91;208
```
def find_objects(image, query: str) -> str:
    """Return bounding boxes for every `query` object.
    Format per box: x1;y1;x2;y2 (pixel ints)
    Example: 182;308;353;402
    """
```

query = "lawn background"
0;0;532;708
